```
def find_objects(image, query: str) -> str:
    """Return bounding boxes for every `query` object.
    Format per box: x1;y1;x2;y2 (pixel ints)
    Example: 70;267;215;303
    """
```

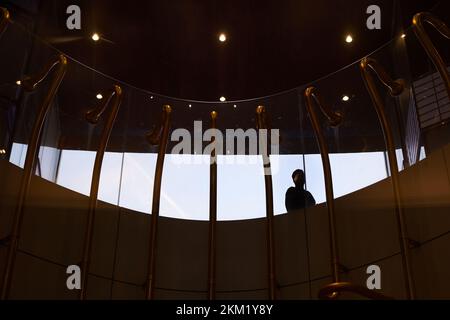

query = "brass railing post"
208;111;218;300
319;282;395;300
360;57;415;300
1;54;67;300
0;7;10;37
255;105;276;300
145;104;172;300
304;87;342;292
79;85;123;300
412;12;450;99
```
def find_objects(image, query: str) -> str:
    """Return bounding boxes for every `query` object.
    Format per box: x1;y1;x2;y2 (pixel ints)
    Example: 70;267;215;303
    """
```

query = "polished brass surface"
412;12;450;99
208;111;218;300
79;85;123;300
1;54;67;300
0;7;10;37
319;282;394;300
145;105;172;300
304;87;342;288
255;105;277;300
360;57;415;300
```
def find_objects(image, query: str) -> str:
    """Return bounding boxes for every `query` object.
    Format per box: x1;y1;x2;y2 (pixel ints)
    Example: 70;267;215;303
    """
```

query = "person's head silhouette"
292;169;305;188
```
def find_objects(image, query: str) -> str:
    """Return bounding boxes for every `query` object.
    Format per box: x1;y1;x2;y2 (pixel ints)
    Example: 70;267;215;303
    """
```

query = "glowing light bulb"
342;95;350;102
96;93;103;100
91;33;100;41
219;33;226;42
219;96;226;102
345;35;353;43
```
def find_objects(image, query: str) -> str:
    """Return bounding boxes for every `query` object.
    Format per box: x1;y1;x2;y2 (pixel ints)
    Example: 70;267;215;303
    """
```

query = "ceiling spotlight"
96;93;103;100
0;149;6;155
233;104;237;108
345;35;353;43
219;96;226;102
15;80;21;86
219;33;227;42
150;96;154;99
401;33;406;39
91;33;100;41
342;95;350;102
188;104;192;108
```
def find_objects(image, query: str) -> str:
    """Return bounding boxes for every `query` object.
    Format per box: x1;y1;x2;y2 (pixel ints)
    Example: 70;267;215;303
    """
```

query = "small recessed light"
219;33;227;42
345;35;353;43
188;104;192;108
91;33;100;41
401;33;406;39
150;96;154;99
0;149;6;155
15;80;21;86
96;93;103;100
342;95;350;102
233;104;237;108
219;96;226;102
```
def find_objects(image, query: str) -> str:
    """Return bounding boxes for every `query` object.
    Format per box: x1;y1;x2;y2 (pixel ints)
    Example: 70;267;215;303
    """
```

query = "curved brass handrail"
319;282;394;300
360;57;415;300
255;105;277;300
304;87;342;288
145;104;172;300
412;12;450;100
79;85;123;300
0;7;10;38
208;111;218;300
1;54;67;300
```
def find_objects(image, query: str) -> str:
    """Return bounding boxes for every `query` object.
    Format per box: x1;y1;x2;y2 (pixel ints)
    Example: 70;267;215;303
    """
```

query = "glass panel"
56;149;95;195
119;152;156;214
217;154;265;220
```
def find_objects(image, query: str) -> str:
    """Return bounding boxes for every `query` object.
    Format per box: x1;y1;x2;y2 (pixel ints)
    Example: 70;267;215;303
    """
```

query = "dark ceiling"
8;0;443;101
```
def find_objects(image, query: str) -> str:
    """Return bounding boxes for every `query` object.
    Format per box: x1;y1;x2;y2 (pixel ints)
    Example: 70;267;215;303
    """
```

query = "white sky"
9;143;422;221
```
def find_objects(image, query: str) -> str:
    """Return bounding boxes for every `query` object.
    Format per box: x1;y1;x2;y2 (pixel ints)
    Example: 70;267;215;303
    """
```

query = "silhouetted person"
285;169;316;212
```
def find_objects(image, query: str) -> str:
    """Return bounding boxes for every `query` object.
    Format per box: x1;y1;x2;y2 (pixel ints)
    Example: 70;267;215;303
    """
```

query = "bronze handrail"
1;54;67;300
255;105;277;300
304;87;342;289
79;85;123;300
319;282;394;300
412;12;450;100
145;104;172;300
208;111;218;300
0;7;10;37
360;57;415;300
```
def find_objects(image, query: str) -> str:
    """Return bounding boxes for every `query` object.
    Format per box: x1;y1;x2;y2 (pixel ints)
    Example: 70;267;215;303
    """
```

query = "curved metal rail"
144;104;172;300
1;54;67;300
360;57;415;300
0;7;10;38
412;12;450;100
255;105;277;300
79;85;123;300
304;87;342;288
319;282;394;300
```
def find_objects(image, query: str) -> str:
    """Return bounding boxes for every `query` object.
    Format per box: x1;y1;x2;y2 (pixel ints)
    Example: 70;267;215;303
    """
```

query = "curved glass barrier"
1;17;448;223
